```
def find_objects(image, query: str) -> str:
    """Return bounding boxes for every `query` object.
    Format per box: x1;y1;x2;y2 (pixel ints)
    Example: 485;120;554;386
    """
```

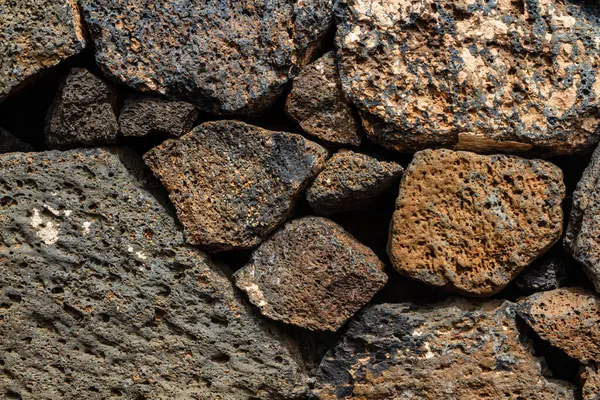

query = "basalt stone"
335;0;600;154
233;216;387;331
313;300;576;399
582;364;600;400
306;150;403;215
119;95;198;138
0;0;86;102
81;0;333;115
0;148;309;399
515;256;569;294
0;128;34;153
45;68;119;149
388;149;565;296
565;145;600;292
518;287;600;362
143;120;328;252
286;52;361;146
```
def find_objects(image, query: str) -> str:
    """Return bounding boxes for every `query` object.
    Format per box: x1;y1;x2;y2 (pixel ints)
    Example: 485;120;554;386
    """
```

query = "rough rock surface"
45;68;119;148
233;216;387;331
119;95;198;138
335;0;600;154
583;364;600;400
0;148;310;399
144;120;328;252
81;0;333;115
388;149;565;296
518;287;600;362
0;128;34;153
313;300;576;399
516;256;568;293
306;150;403;215
286;52;361;146
565;145;600;292
0;1;86;102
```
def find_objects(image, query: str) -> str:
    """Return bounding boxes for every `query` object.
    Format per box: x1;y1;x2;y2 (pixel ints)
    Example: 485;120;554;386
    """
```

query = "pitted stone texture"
0;0;86;101
515;256;568;294
81;0;333;115
518;287;600;363
119;95;198;138
388;149;565;296
0;128;34;153
335;0;600;154
286;52;361;146
306;150;403;215
565;145;600;292
233;217;387;331
583;364;600;400
0;148;309;399
313;300;576;399
143;120;328;252
45;68;119;149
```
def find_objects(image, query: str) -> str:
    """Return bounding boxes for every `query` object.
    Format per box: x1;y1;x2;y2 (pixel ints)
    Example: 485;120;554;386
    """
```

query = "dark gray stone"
45;68;119;149
81;0;333;115
0;128;34;153
516;256;568;293
119;95;198;138
0;148;309;399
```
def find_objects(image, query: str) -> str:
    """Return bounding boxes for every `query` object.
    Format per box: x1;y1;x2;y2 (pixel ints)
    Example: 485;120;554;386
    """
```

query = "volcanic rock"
233;216;387;331
0;148;309;399
306;150;403;215
0;128;34;153
515;256;568;294
388;149;565;296
286;52;361;146
583;364;600;400
119;95;198;138
45;68;119;148
335;0;600;154
81;0;333;115
518;287;600;362
143;120;328;252
0;0;86;102
565;145;600;292
313;300;576;399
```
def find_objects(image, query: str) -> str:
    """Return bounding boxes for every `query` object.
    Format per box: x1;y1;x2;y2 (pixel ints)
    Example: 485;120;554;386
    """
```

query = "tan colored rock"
313;300;576;399
388;149;565;296
143;120;328;252
518;287;600;362
233;217;387;331
582;364;600;400
0;0;86;101
306;150;403;215
286;52;361;146
335;0;600;154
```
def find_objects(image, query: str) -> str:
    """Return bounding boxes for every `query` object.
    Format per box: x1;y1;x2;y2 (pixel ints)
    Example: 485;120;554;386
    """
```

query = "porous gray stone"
0;128;34;153
515;256;568;294
45;68;119;148
0;148;309;399
0;0;86;101
119;95;198;138
81;0;333;115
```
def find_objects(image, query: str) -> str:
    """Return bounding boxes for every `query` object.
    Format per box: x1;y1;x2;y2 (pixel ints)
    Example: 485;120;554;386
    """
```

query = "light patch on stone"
44;204;61;216
30;208;43;229
422;342;434;359
64;210;72;217
82;221;92;235
30;209;60;245
135;251;147;260
244;283;268;307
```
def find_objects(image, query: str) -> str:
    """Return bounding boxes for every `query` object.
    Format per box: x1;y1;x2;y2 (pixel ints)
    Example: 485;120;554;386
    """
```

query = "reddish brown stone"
582;364;600;400
233;216;387;331
388;149;565;296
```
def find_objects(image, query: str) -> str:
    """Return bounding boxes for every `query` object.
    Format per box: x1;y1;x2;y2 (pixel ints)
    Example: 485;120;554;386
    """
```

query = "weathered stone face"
143;120;329;252
388;149;565;296
81;0;333;115
582;364;600;400
286;52;361;146
565;145;600;292
119;95;198;138
515;256;568;294
0;148;309;399
45;68;119;149
335;0;600;154
306;150;403;215
518;287;600;362
0;128;34;153
233;216;387;331
0;0;86;102
313;300;576;399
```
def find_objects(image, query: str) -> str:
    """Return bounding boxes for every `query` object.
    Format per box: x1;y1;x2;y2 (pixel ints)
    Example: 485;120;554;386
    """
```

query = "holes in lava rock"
211;352;230;364
63;304;84;321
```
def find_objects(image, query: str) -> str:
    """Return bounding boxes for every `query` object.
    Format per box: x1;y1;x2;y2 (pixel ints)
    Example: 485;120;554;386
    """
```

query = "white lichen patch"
422;342;435;359
244;283;268;308
135;251;147;260
30;208;60;245
82;221;92;235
